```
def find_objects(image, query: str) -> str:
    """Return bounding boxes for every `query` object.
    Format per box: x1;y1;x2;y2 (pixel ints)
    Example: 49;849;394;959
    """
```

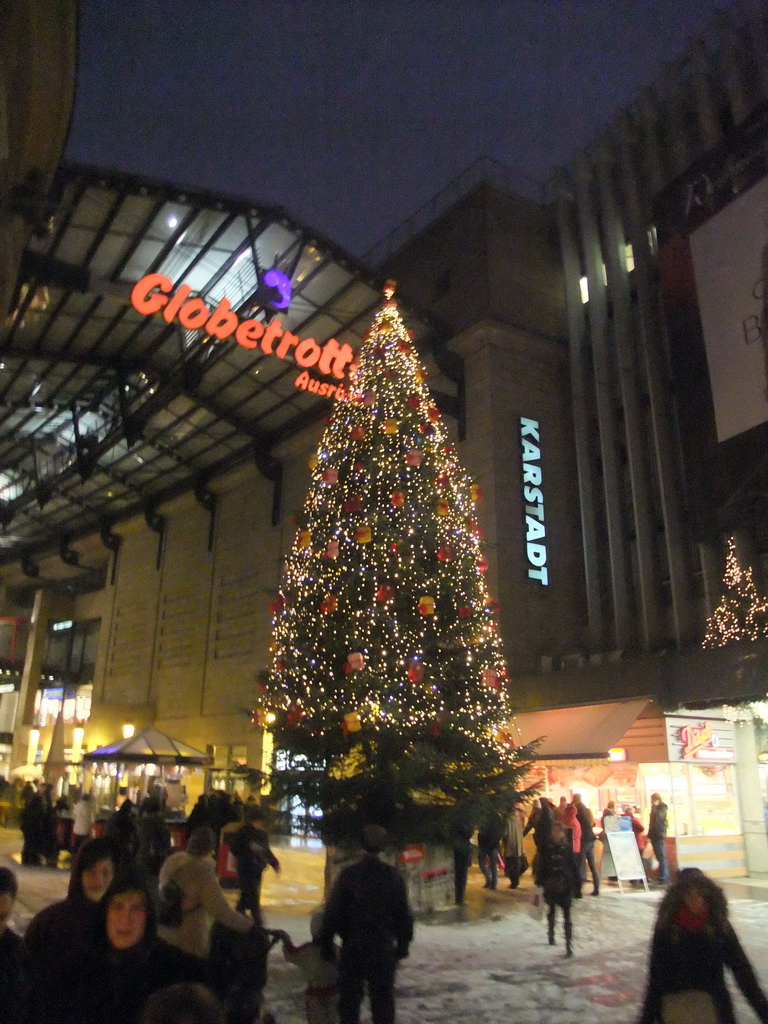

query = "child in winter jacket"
276;907;339;1024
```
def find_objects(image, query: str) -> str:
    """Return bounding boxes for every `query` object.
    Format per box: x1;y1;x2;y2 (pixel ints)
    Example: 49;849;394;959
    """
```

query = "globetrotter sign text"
520;417;548;585
130;273;354;400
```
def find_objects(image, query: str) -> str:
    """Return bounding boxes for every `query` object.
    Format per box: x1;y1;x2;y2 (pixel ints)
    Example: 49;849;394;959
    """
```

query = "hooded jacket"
24;838;115;1024
77;868;206;1024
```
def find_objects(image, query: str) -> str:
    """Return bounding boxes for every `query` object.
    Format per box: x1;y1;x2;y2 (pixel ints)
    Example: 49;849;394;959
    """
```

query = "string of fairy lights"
702;535;768;649
266;284;512;756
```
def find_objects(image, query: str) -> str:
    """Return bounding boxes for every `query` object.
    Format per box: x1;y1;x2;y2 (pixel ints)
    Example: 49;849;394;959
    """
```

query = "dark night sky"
67;0;728;259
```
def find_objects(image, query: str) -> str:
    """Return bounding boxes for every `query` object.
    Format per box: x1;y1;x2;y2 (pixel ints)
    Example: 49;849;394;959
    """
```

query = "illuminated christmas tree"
702;536;768;648
264;283;532;845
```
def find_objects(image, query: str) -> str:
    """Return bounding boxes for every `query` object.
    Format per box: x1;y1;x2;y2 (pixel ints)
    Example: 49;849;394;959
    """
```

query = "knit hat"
361;824;388;853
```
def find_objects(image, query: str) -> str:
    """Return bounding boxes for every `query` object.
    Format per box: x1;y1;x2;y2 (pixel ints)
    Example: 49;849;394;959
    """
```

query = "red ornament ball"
407;660;424;683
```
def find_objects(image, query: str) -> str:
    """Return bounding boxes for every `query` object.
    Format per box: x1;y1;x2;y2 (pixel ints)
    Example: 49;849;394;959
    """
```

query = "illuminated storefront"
512;702;748;878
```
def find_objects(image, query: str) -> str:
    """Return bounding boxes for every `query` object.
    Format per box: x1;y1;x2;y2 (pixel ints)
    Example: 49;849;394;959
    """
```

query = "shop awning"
82;727;213;766
505;699;651;760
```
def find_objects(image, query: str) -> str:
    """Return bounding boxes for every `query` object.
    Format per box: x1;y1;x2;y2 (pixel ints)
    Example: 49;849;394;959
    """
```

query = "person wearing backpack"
157;826;253;960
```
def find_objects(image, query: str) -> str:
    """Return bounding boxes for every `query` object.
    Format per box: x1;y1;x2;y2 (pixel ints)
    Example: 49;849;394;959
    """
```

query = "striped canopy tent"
83;728;213;767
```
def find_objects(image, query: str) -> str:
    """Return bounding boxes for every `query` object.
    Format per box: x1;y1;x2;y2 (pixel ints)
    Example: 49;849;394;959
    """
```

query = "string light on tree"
264;281;533;844
702;535;768;649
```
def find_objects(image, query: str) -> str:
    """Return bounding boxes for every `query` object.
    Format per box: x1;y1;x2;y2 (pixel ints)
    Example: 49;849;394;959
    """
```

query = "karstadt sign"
520;417;548;585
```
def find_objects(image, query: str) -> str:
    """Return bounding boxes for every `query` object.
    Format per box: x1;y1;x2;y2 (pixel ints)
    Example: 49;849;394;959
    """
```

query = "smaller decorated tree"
703;536;768;648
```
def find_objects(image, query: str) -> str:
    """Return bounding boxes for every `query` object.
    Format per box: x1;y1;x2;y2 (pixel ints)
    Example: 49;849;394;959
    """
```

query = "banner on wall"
654;100;768;536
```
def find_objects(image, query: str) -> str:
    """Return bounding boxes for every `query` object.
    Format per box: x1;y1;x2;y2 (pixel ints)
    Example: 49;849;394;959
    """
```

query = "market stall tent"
83;728;213;766
83;728;213;811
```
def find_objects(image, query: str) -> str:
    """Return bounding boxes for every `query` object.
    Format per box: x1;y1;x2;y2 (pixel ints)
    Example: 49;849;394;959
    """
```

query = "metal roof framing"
0;164;448;587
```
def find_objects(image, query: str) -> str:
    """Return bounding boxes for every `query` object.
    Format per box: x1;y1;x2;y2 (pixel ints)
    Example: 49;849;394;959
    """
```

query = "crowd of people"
3;782;768;1024
454;792;671;958
0;785;415;1024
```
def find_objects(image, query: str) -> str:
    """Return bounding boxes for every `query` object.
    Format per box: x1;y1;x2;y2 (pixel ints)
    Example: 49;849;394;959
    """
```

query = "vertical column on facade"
734;722;768;873
659;60;695;178
572;153;632;650
736;0;768;105
636;89;668;196
690;37;723;152
733;530;763;588
698;541;724;619
9;588;51;769
595;140;659;651
715;8;751;125
554;172;605;651
615;113;697;646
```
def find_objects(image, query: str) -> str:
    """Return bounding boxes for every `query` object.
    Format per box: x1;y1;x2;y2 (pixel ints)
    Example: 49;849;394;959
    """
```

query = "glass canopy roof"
0;165;452;586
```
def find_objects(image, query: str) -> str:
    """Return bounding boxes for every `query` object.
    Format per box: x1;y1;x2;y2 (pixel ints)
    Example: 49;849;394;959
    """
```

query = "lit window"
579;276;589;304
625;243;635;273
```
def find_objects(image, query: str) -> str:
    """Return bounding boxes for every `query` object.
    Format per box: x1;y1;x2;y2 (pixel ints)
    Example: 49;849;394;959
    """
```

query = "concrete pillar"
554;171;605;652
637;89;667;195
716;9;751;126
690;37;723;151
573;152;632;650
735;722;768;875
615;112;697;647
660;61;694;177
737;0;768;103
698;540;724;617
10;588;51;769
596;139;659;651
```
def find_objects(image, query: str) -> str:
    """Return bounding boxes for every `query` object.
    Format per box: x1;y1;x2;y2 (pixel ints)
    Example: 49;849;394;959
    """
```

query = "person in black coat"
0;868;28;1024
537;822;576;957
77;867;208;1024
228;804;280;925
25;837;117;1024
639;868;768;1024
19;786;45;865
185;794;209;839
319;825;414;1024
136;796;172;877
450;817;473;905
106;798;139;868
531;797;555;885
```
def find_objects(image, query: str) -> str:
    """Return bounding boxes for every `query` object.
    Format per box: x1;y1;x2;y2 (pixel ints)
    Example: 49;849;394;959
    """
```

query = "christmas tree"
263;283;533;846
702;536;768;648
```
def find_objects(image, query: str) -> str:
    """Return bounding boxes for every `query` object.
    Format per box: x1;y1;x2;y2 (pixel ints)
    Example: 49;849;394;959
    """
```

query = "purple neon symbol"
263;268;292;309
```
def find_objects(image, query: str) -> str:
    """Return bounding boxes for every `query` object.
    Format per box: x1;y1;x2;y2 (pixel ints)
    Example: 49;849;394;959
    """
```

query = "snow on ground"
3;828;768;1024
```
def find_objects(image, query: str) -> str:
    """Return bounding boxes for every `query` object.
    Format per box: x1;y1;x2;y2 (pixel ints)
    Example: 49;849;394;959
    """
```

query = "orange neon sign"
130;273;355;397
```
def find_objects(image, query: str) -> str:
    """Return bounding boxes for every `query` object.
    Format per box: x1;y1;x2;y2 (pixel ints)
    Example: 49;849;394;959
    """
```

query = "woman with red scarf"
639;868;768;1024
